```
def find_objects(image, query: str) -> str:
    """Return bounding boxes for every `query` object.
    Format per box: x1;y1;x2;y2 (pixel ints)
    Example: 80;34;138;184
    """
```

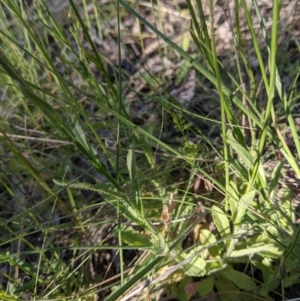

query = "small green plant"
1;0;300;300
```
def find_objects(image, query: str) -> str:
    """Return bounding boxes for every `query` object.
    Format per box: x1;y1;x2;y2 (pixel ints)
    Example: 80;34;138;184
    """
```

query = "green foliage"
198;276;214;297
1;0;300;300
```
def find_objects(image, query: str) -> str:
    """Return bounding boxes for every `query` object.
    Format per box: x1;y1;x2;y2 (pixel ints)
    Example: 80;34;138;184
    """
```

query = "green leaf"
283;273;300;288
230;244;284;258
227;181;239;218
126;144;143;213
115;225;152;248
214;276;238;301
233;190;255;227
13;278;35;294
260;280;280;297
251;261;275;275
53;179;125;198
63;110;118;186
127;147;133;182
220;266;256;290
206;261;227;275
211;205;231;237
0;72;12;86
152;233;169;256
268;161;284;199
177;277;193;301
0;289;17;301
181;247;206;276
243;232;273;246
64;112;96;156
227;133;267;188
200;229;220;258
198;276;214;297
227;132;253;165
53;179;158;236
182;34;190;52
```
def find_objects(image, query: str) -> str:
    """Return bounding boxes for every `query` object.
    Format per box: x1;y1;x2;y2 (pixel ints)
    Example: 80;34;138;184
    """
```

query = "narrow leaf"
115;225;152;248
230;244;284;258
211;205;231;237
233;190;255;227
268;161;284;199
127;147;133;181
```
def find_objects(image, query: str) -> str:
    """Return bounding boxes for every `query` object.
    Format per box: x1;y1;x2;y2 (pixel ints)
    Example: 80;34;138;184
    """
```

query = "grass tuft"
1;0;300;300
